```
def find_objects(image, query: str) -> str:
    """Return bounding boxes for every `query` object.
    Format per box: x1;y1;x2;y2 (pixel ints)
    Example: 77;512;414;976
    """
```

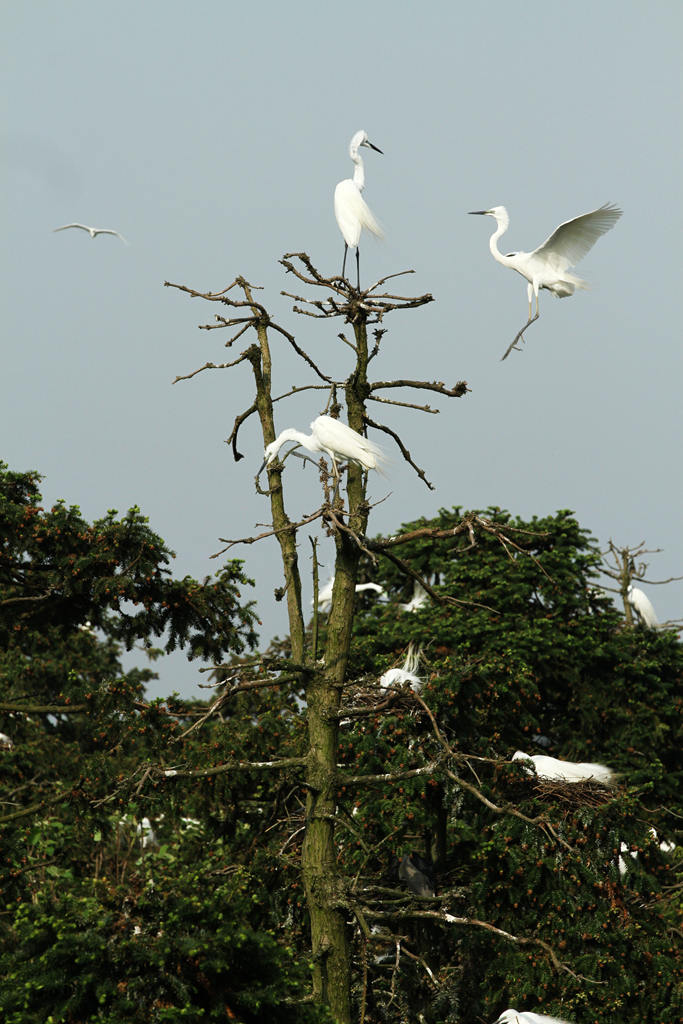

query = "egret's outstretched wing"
97;229;129;244
53;223;90;233
533;203;622;269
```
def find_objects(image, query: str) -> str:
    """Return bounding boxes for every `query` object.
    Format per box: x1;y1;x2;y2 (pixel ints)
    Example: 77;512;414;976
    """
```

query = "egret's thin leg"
356;247;361;291
341;243;348;281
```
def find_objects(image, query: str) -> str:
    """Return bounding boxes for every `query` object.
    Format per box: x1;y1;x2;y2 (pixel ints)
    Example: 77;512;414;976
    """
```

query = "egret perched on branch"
263;415;384;477
468;203;622;319
53;223;128;244
492;1010;574;1024
334;129;383;289
512;750;615;787
627;584;659;628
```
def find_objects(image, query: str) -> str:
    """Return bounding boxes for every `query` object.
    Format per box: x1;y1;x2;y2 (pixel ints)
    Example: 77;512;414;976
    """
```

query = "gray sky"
3;1;681;699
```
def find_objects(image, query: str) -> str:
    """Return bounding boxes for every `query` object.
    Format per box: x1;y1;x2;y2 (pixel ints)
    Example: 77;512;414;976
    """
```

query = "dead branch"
364;415;435;491
501;312;540;360
211;507;325;557
370;379;470;399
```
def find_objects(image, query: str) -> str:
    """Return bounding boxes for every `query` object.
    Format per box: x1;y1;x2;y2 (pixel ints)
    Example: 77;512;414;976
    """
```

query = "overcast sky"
3;1;681;698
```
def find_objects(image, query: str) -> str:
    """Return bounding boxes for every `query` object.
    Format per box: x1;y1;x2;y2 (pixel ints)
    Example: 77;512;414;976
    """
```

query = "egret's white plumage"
627;584;659;628
512;750;615;787
53;223;128;244
264;415;384;477
314;576;384;613
493;1010;574;1024
0;732;14;750
400;579;429;613
469;203;621;318
334;129;383;287
619;827;677;875
379;643;423;693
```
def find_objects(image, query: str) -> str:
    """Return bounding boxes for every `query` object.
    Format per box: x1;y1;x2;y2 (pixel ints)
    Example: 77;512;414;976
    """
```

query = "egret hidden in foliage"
334;129;383;289
263;415;384;478
469;203;622;319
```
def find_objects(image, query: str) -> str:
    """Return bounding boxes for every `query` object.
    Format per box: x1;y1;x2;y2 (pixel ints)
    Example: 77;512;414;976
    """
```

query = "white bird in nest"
53;223;128;244
399;579;429;613
314;576;384;613
512;750;615;787
379;643;423;693
334;129;383;289
0;732;14;750
492;1010;574;1024
468;203;621;320
263;415;384;478
626;584;659;628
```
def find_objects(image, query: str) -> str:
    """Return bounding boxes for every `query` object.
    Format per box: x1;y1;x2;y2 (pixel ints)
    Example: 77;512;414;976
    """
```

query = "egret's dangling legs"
341;243;348;281
355;247;361;290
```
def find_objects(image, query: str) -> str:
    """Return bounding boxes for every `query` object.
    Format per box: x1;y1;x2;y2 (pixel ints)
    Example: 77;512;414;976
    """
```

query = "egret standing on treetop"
468;203;622;320
627;584;659;628
263;415;384;478
334;130;383;289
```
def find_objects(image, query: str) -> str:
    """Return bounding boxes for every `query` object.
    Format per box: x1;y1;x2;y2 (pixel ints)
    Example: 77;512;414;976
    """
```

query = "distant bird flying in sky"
53;223;128;244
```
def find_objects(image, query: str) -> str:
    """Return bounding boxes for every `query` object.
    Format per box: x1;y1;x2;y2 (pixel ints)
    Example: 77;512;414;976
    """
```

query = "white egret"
400;579;429;613
379;643;423;693
627;584;659;628
619;827;677;874
314;576;384;613
493;1010;574;1024
512;750;615;787
468;203;621;319
334;129;383;289
0;732;14;750
263;414;384;477
53;223;128;244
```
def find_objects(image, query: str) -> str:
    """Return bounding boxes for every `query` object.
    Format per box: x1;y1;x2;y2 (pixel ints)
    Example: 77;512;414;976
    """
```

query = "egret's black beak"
468;210;487;215
367;141;383;154
258;457;268;476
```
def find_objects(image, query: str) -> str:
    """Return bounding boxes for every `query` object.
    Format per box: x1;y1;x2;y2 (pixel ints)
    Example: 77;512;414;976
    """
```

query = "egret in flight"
334;129;383;289
468;203;622;320
53;223;128;244
493;1010;574;1024
263;414;384;477
627;584;659;628
314;576;384;613
512;751;615;787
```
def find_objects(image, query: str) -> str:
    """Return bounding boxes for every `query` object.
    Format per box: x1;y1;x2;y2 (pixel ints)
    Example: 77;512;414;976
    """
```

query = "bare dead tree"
601;540;682;626
165;258;469;1022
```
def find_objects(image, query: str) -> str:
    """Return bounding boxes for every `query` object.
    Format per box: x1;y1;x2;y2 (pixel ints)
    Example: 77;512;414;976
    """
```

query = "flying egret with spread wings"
334;130;383;289
53;223;128;244
263;415;384;478
468;203;622;319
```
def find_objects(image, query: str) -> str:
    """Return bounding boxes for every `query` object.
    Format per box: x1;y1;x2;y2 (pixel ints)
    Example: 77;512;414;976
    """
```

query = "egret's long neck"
489;218;509;266
352;150;365;191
